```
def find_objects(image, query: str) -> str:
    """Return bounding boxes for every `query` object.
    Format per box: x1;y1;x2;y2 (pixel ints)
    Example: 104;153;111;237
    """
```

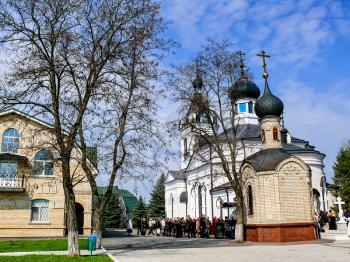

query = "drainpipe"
210;147;214;219
226;188;229;217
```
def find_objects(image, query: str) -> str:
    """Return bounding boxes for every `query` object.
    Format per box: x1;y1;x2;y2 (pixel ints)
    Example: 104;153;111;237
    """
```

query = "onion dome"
230;77;260;99
255;50;284;118
254;84;284;118
229;51;260;100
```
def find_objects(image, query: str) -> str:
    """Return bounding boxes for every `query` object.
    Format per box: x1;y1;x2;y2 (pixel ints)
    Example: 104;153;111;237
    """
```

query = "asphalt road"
102;230;350;262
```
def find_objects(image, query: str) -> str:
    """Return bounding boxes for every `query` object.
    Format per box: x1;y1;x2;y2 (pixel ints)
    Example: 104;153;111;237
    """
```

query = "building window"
247;185;253;216
248;101;253;113
239;103;246;113
31;199;49;222
261;130;265;143
33;150;54;176
183;138;188;155
273;127;279;141
2;128;19;153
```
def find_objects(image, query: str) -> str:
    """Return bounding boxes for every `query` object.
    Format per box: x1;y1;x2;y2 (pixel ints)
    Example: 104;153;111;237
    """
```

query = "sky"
132;0;350;199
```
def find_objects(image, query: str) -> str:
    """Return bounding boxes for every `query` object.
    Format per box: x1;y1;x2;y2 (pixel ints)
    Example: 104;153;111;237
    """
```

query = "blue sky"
135;0;350;193
121;0;350;200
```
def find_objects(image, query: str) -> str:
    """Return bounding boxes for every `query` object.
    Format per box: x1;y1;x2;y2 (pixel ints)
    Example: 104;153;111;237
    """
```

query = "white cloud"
281;78;350;179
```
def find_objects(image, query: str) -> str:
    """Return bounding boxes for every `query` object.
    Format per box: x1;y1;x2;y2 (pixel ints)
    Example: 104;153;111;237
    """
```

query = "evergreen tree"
132;197;148;224
333;142;350;209
102;189;122;229
148;174;166;218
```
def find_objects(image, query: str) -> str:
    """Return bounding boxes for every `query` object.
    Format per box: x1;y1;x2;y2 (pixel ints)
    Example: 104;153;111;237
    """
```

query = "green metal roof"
96;186;138;211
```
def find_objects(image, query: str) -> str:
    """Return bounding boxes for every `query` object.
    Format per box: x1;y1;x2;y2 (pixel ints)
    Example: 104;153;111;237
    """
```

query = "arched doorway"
75;202;84;235
312;189;321;212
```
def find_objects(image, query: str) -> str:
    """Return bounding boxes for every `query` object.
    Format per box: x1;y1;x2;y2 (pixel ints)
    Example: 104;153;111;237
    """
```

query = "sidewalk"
0;249;105;256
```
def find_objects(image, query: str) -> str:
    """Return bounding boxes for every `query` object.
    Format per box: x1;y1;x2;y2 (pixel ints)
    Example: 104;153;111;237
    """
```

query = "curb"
102;246;120;262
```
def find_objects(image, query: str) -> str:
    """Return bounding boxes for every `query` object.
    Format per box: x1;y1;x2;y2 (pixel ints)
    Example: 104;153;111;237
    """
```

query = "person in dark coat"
328;209;337;230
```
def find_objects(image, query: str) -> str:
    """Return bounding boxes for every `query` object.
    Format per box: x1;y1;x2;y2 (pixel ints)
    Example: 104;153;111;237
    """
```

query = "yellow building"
0;109;96;237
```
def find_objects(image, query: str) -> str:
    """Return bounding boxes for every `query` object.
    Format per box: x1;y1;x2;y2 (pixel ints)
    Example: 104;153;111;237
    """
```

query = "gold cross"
257;50;270;79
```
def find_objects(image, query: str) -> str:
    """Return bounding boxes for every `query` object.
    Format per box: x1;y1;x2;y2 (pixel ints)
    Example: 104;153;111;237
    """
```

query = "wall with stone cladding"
260;116;282;149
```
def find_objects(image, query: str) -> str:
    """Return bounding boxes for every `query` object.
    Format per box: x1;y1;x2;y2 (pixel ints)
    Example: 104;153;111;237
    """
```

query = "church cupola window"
273;127;279;141
261;130;265;143
248;101;253;113
247;185;254;216
239;103;246;112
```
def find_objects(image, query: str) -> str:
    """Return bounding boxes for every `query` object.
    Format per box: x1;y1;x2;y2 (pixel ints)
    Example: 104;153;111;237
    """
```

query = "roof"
168;170;187;180
210;182;232;192
119;189;138;210
97;187;138;210
244;148;290;172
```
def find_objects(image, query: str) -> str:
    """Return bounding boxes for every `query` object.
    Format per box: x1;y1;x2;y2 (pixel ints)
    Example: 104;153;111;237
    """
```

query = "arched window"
198;185;203;216
31;199;49;222
273;127;279;141
248;101;254;113
261;130;265;143
247;185;253;216
170;195;174;218
2;128;19;153
183;138;188;155
33;150;54;176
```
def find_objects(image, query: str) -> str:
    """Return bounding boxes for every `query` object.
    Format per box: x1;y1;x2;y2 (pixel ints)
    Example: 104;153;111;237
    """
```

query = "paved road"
102;230;350;262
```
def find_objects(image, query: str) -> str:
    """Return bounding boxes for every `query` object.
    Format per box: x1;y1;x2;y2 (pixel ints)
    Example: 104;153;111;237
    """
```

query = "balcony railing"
0;173;25;192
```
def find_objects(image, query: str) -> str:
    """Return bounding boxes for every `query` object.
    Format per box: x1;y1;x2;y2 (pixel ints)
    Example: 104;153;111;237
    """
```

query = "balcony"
0;174;26;192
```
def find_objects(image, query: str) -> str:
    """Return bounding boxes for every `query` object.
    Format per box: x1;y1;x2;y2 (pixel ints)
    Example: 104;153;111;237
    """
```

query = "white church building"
165;59;334;220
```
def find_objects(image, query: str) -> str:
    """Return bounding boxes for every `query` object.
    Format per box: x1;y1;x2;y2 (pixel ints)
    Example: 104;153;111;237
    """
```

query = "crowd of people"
129;213;237;239
313;208;350;239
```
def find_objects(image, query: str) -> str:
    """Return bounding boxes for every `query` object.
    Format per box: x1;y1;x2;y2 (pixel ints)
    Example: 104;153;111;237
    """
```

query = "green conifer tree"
102;189;122;229
333;142;350;209
132;196;148;224
148;174;166;218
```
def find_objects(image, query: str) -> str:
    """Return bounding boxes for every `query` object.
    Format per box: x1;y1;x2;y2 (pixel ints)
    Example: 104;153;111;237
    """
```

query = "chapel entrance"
75;202;84;235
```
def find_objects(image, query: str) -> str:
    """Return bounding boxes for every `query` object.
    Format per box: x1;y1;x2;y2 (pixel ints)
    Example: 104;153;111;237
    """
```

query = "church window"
273;127;279;141
33;150;54;176
247;185;253;216
248;101;253;113
183;138;188;155
198;185;203;216
31;199;49;222
239;103;246;113
261;130;265;143
2;128;19;153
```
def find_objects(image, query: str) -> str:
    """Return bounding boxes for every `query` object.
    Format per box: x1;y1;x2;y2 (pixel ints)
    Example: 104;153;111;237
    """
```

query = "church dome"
280;127;288;134
254;84;284;118
229;77;260;99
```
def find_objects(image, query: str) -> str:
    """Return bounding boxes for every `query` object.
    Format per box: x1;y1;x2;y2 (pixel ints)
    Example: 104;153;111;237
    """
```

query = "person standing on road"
127;219;133;236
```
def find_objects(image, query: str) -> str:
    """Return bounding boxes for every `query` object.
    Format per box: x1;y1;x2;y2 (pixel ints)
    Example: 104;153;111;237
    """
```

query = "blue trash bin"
88;235;97;256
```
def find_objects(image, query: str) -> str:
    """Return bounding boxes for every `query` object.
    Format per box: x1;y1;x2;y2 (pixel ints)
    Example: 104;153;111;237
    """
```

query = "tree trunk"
66;192;80;255
235;193;245;242
62;160;80;256
93;206;103;249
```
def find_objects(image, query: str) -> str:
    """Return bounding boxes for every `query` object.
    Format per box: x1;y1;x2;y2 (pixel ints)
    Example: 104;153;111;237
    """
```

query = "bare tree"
169;39;254;241
0;0;169;255
78;1;174;248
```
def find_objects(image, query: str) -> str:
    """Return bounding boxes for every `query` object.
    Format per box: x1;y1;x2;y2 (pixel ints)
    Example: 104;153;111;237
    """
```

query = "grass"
0;255;112;261
0;239;88;253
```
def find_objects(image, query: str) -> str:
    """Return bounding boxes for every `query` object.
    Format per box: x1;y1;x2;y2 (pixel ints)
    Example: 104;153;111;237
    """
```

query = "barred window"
31;199;49;222
2;128;19;153
33;150;54;176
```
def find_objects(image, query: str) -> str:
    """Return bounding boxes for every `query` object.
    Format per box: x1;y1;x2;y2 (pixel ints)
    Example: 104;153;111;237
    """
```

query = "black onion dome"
254;84;284;118
230;77;260;99
280;127;288;134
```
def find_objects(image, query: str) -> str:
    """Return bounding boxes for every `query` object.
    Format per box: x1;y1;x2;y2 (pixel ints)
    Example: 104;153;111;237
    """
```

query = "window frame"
30;199;49;222
1;128;20;153
247;185;254;216
248;101;254;113
33;150;54;176
273;127;279;141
